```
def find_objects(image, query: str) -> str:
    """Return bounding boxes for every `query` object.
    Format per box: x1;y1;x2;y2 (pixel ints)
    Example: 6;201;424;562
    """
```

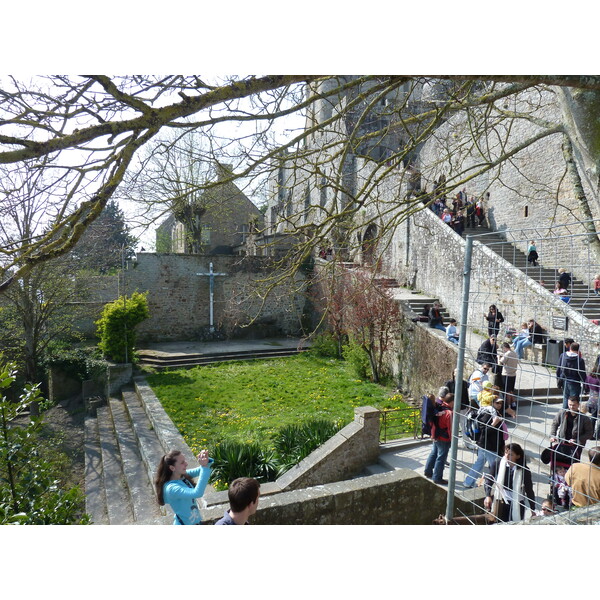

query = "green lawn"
145;353;407;454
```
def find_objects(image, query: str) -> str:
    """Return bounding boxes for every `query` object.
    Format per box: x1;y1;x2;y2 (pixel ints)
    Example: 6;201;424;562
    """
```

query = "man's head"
565;338;574;349
481;363;491;375
489;335;496;344
589;447;600;466
570;342;579;353
567;396;580;414
502;342;511;351
438;386;450;399
228;477;260;515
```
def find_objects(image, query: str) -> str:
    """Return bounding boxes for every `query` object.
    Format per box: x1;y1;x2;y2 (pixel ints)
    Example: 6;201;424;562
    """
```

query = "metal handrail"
379;406;421;443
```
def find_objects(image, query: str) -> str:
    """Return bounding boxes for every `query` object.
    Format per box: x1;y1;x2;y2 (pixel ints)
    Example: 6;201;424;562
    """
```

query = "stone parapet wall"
133;377;200;472
274;406;381;491
202;406;382;509
202;469;474;525
48;362;132;403
105;363;132;397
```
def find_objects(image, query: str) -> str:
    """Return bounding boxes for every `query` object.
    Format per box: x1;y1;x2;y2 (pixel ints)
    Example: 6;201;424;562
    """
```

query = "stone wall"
202;469;475;525
274;406;381;491
48;362;133;403
105;363;133;396
73;253;307;342
391;309;468;400
48;368;82;404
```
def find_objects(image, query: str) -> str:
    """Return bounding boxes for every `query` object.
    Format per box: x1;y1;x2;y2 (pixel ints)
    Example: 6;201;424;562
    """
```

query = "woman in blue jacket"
155;449;213;525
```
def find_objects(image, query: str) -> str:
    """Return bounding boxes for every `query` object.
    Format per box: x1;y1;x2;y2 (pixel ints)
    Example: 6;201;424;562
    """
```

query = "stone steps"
84;388;171;525
467;227;600;320
403;296;451;320
84;415;109;524
96;404;135;524
138;347;308;370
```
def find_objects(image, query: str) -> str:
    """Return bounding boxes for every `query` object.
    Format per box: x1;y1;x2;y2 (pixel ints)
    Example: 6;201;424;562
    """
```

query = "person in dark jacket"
417;303;430;322
452;210;465;237
477;335;499;376
558;268;572;291
550;396;594;463
465;197;476;228
463;396;505;488
557;342;586;408
484;443;536;522
428;301;446;332
484;304;504;338
527;319;546;345
444;369;468;409
215;477;260;525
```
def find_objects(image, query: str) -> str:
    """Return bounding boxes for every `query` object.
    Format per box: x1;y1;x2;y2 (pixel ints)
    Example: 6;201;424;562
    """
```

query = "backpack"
421;395;445;436
464;408;480;441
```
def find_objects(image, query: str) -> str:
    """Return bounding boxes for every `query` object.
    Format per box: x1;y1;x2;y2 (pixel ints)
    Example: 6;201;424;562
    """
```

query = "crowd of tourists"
427;356;600;524
421;297;600;524
428;187;488;236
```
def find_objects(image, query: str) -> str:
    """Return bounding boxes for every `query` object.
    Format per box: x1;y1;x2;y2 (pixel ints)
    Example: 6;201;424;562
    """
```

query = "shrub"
209;440;278;490
0;361;90;524
208;418;342;488
310;332;341;358
95;291;149;363
342;341;372;380
273;418;342;474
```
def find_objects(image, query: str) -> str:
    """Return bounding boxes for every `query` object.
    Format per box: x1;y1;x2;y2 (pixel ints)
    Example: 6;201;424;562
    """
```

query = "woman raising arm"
155;449;213;525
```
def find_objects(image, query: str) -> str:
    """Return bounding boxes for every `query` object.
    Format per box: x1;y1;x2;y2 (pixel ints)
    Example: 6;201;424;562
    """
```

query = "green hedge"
95;291;149;363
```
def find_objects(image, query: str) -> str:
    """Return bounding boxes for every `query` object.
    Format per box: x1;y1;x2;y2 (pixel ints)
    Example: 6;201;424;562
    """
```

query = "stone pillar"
105;363;132;397
354;406;381;463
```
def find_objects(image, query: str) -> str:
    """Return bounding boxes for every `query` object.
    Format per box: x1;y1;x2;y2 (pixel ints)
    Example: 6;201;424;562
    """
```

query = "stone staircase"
403;295;451;323
137;346;308;370
466;226;600;321
374;276;401;290
84;385;172;525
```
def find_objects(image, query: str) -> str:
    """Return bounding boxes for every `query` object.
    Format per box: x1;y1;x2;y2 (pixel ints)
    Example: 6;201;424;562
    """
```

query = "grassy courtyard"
145;352;408;455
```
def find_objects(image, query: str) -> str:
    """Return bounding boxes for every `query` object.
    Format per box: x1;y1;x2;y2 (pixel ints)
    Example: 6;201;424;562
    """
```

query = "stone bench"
523;343;546;365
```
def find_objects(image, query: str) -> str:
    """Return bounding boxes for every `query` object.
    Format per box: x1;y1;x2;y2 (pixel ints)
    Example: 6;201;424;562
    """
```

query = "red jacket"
432;402;453;442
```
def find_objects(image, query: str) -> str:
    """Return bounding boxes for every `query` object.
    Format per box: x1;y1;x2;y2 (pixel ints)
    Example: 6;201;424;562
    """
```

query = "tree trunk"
561;134;600;262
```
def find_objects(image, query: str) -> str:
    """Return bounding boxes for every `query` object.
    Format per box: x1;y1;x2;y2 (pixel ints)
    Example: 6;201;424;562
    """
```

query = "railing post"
446;234;474;520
